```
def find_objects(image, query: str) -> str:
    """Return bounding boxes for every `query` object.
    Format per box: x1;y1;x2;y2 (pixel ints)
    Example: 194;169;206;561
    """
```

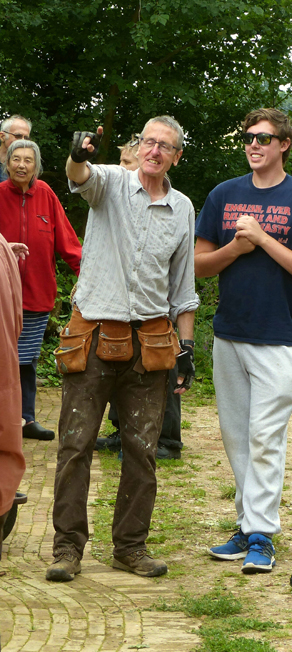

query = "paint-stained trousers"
52;327;168;560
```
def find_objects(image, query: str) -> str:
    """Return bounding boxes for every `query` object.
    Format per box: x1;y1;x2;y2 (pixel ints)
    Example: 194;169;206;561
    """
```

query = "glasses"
242;132;280;146
139;137;179;153
3;130;26;140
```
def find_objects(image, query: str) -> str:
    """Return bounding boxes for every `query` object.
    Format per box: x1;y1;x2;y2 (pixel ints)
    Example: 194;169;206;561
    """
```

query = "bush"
194;275;218;390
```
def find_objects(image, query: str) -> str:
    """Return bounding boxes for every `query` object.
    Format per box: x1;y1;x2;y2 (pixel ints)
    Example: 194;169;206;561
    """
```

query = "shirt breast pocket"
37;215;52;233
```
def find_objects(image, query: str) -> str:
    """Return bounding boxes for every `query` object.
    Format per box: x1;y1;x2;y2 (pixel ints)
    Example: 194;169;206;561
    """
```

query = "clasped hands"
234;214;265;252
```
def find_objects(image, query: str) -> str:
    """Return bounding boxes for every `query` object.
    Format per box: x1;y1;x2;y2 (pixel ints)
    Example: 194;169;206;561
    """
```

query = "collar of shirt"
129;168;175;209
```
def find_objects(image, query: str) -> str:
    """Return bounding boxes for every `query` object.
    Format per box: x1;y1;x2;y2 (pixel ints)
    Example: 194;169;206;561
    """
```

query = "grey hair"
4;139;43;178
140;115;184;149
1;114;32;139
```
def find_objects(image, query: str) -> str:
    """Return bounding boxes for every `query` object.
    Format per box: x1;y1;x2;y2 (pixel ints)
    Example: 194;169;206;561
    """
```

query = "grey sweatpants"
213;336;292;536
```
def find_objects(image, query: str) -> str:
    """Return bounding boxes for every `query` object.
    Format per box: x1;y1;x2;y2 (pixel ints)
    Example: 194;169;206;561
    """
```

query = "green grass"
217;519;238;531
181;419;192;429
196;631;278;652
154;588;242;618
153;589;281;652
219;483;236;500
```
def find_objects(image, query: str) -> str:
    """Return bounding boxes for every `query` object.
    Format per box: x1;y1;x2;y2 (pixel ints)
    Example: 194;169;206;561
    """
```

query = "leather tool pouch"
96;320;133;362
54;306;98;374
137;317;181;371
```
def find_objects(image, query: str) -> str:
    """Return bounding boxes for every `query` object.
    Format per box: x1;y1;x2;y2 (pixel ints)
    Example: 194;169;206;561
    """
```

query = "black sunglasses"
242;132;280;146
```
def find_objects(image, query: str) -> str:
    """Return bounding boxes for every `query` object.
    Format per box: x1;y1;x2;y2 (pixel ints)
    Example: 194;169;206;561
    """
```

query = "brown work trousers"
0;235;26;517
52;327;168;559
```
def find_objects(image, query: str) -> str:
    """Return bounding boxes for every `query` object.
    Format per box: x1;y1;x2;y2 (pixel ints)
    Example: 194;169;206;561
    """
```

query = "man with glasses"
195;107;292;576
0;115;31;181
95;136;185;461
46;115;198;582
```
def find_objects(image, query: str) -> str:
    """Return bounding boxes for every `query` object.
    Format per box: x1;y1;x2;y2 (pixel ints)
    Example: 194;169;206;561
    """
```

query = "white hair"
140;115;184;149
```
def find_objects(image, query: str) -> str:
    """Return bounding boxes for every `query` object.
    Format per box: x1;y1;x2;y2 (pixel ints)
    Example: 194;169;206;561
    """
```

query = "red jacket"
0;178;81;311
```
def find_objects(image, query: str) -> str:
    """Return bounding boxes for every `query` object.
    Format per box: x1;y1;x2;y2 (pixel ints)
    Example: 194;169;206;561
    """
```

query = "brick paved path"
0;388;198;652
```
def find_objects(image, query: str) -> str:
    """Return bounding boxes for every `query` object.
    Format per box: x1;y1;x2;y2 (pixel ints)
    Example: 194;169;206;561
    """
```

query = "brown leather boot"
46;553;81;582
113;550;168;577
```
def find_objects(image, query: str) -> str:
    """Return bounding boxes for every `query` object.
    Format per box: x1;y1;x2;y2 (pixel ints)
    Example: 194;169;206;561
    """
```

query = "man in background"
0;114;31;181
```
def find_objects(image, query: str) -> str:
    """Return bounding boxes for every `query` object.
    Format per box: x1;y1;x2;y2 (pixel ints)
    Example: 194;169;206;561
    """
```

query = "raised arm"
194;236;255;278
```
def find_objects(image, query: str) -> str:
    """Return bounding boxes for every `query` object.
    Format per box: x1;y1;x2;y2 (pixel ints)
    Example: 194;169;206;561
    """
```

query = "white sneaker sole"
241;557;276;574
208;549;248;560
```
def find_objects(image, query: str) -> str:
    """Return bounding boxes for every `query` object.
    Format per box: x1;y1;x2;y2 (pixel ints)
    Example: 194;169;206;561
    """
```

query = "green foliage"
55;261;78;316
1;0;292;217
37;261;77;384
37;335;61;386
195;276;218;388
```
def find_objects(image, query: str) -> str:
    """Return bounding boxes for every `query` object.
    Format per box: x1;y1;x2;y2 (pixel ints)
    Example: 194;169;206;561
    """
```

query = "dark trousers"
109;364;182;450
19;358;38;423
52;328;168;560
159;365;182;449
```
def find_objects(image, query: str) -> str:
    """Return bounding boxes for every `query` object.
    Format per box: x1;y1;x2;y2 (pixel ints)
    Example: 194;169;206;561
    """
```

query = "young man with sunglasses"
195;107;292;576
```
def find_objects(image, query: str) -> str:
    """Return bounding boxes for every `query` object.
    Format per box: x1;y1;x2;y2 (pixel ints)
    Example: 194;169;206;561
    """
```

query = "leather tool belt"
54;305;180;374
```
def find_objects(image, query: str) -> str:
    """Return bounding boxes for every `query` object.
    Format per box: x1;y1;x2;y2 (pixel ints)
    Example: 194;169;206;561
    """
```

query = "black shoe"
156;445;181;460
23;421;55;441
14;492;27;505
94;430;121;452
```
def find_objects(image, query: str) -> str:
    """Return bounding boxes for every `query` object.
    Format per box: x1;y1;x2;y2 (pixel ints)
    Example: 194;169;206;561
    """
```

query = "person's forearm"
195;238;249;278
66;156;91;184
258;232;292;275
177;311;195;341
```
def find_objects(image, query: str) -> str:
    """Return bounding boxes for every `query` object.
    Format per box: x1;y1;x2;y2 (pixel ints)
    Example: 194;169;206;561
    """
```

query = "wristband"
179;339;194;348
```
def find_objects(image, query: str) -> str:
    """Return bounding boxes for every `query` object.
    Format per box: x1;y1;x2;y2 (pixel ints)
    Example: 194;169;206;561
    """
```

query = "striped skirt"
18;311;49;365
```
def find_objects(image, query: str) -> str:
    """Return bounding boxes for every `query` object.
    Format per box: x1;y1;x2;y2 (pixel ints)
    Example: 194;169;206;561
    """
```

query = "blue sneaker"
208;529;249;560
241;534;275;574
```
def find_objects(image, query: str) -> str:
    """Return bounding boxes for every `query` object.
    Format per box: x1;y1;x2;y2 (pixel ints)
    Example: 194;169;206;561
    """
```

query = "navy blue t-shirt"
195;173;292;345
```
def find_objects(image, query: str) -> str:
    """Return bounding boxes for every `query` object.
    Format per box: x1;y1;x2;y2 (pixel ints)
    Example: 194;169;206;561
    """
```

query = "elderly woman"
0;140;82;440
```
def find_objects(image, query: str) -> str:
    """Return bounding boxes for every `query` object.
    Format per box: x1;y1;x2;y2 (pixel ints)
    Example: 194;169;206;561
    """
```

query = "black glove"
175;344;195;391
71;131;102;163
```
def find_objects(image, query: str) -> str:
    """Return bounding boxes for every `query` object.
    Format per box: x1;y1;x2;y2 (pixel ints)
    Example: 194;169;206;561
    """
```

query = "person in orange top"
0;234;27;560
